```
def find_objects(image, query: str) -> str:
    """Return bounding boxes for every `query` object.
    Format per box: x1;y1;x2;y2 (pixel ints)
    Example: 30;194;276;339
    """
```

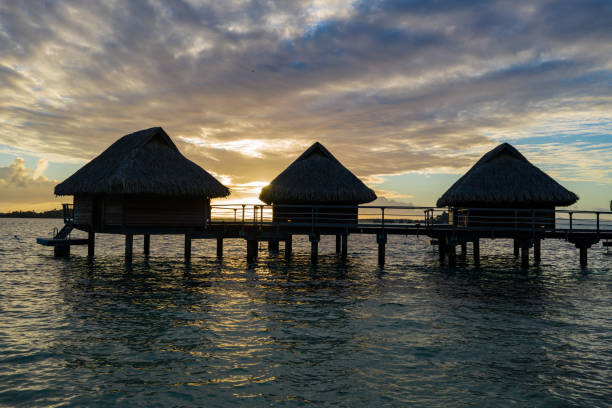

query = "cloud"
0;0;610;207
0;157;61;211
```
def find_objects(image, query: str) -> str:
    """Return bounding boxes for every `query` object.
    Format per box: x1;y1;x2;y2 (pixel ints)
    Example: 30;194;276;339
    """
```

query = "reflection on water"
0;219;611;407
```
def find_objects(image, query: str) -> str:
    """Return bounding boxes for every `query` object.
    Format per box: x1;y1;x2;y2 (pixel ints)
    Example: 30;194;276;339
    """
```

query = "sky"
0;0;611;211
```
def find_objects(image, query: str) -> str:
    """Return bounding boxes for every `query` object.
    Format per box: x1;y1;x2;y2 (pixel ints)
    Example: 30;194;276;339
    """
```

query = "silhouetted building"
55;127;229;232
259;142;377;224
436;143;578;229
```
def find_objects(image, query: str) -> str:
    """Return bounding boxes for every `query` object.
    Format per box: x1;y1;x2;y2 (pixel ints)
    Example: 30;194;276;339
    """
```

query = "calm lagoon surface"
1;218;611;407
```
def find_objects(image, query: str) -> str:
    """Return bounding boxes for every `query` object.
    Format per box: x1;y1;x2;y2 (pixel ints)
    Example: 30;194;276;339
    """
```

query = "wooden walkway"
38;204;612;269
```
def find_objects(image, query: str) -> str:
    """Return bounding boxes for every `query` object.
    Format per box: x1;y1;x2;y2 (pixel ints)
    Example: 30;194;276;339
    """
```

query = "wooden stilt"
143;234;150;256
473;239;480;266
448;243;457;267
521;241;529;269
88;230;95;258
284;235;292;260
579;246;587;268
184;234;191;261
125;234;133;264
341;234;348;260
54;245;70;258
377;233;387;266
534;239;541;264
335;234;341;255
247;239;258;262
216;237;223;258
514;239;520;257
268;240;279;254
439;240;446;263
460;241;467;258
309;233;319;264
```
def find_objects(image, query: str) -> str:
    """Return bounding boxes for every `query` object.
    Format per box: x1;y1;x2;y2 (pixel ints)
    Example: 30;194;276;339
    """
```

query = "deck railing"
209;204;612;234
210;204;448;229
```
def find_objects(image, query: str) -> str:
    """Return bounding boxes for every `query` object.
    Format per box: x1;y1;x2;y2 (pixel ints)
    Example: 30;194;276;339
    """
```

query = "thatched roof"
55;127;230;198
436;143;578;207
259;142;377;204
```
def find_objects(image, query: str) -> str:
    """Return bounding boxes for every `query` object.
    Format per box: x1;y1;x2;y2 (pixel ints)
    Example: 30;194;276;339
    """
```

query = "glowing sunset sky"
0;0;611;211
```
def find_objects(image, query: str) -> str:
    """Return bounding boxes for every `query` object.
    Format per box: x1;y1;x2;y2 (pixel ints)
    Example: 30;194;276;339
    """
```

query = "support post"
460;241;467;259
341;234;348;260
143;234;150;256
448;242;457;267
579;246;588;268
335;234;341;255
54;245;70;258
514;238;520;257
284;235;292;261
268;240;279;254
125;234;133;264
184;234;191;261
88;230;95;258
473;239;480;266
247;239;258;262
377;233;387;266
534;239;541;264
521;240;529;269
309;233;320;264
216;237;223;258
439;239;446;263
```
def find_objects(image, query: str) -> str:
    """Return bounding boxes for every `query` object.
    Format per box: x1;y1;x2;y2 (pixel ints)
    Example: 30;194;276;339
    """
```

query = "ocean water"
0;218;611;407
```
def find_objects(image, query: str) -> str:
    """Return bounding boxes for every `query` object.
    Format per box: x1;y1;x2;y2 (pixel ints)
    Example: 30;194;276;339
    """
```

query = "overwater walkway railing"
44;202;612;268
210;204;612;234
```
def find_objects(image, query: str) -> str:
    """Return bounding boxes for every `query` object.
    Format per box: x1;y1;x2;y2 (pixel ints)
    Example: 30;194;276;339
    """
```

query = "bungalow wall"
72;194;209;231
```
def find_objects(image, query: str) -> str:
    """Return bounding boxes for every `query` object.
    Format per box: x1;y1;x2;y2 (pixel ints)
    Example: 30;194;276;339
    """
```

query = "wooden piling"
514;238;520;257
439;240;446;263
460;241;467;258
309;233;320;264
520;241;529;269
341;234;348;260
448;243;457;267
216;237;223;258
268;240;279;254
336;234;341;255
377;233;387;266
88;230;95;258
54;245;70;258
473;239;480;266
247;239;258;262
579;246;587;268
184;234;191;261
143;234;150;256
534;239;541;264
284;235;292;260
125;234;133;264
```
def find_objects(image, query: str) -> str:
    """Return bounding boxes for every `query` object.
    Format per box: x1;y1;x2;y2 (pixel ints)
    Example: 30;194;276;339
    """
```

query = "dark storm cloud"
0;0;610;195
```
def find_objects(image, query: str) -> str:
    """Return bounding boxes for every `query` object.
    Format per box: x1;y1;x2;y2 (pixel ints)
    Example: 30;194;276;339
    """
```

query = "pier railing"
209;204;612;234
210;204;446;228
454;208;612;233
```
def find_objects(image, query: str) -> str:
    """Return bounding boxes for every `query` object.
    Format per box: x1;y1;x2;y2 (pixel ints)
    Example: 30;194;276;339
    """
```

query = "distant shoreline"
0;210;63;219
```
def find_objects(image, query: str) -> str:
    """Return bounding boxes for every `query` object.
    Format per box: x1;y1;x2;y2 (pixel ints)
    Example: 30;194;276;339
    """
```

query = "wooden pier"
37;204;612;269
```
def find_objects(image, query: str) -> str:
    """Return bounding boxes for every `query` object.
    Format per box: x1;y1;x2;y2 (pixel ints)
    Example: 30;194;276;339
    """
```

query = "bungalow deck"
37;204;612;269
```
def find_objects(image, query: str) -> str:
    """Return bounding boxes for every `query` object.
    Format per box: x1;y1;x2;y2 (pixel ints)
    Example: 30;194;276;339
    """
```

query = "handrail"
208;204;612;233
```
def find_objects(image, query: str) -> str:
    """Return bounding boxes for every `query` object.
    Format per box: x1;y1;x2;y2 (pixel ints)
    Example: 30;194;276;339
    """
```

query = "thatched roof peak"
436;142;578;207
55;127;230;198
259;142;377;204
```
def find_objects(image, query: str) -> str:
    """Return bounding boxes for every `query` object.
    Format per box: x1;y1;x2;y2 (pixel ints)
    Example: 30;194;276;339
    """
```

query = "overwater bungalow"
52;127;229;258
436;143;578;229
259;142;377;224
